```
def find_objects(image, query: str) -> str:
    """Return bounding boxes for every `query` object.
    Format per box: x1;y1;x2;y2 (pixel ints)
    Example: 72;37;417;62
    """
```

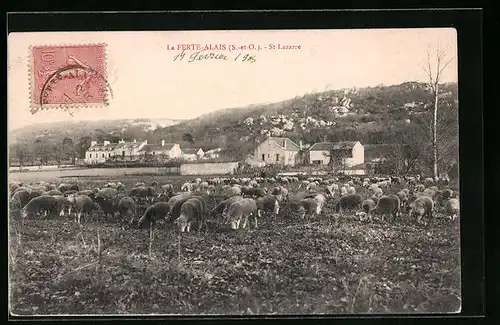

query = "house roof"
87;143;117;152
267;137;300;151
310;141;359;151
114;141;145;150
138;143;176;152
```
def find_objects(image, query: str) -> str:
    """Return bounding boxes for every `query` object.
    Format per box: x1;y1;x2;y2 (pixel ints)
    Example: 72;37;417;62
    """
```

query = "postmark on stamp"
30;44;111;114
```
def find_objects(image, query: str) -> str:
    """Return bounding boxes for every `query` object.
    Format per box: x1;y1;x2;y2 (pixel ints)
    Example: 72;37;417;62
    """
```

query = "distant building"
139;140;182;160
85;140;116;164
112;139;148;161
309;141;364;168
182;148;204;161
254;137;301;166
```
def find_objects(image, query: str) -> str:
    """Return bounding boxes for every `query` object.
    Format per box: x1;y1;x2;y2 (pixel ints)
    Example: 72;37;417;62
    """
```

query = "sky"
8;28;457;131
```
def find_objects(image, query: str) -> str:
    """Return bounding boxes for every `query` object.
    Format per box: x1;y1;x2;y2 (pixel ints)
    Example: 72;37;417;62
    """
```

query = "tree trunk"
432;84;439;179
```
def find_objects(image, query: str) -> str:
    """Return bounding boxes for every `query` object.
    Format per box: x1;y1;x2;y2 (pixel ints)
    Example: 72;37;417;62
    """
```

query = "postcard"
8;28;460;315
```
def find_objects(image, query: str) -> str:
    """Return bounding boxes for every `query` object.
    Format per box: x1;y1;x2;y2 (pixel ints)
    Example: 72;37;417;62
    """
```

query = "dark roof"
138;143;176;152
114;141;145;150
310;141;360;151
87;143;116;152
267;137;300;151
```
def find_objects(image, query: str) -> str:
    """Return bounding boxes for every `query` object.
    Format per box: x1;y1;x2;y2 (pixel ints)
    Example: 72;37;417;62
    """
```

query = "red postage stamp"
30;44;109;113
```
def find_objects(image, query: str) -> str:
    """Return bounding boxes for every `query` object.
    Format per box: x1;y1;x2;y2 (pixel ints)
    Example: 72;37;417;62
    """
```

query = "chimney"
323;135;327;142
103;140;110;146
283;140;286;149
161;139;165;147
144;140;147;144
299;140;303;150
90;141;97;147
133;139;137;143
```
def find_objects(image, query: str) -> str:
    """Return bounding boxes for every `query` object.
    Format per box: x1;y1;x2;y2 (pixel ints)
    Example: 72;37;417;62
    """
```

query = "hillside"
166;81;458;161
9;118;183;145
8;81;458;174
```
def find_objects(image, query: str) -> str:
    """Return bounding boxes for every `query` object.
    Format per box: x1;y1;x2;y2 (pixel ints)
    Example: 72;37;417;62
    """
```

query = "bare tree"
422;44;453;178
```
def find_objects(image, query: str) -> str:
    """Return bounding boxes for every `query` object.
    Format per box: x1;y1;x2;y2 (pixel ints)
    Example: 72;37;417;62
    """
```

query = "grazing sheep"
444;198;460;220
362;199;376;214
168;194;206;220
115;196;136;219
11;190;31;210
369;195;401;222
224;198;258;230
245;187;268;198
212;196;244;220
409;196;434;225
297;198;319;220
22;196;65;219
174;197;207;233
137;202;171;228
271;186;288;201
334;194;363;213
67;194;94;223
255;195;280;218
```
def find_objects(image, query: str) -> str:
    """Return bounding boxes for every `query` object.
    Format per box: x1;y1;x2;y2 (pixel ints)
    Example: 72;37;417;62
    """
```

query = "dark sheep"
174;197;207;232
334;194;363;213
298;198;319;220
255;195;280;217
11;190;31;210
137;202;171;228
369;194;401;221
22;196;66;219
117;196;137;220
409;196;434;224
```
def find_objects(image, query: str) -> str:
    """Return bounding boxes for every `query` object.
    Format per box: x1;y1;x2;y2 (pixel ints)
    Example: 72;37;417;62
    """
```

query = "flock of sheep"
9;174;460;233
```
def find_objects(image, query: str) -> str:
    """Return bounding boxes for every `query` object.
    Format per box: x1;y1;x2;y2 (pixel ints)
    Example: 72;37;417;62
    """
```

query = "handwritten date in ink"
234;53;256;63
173;49;256;63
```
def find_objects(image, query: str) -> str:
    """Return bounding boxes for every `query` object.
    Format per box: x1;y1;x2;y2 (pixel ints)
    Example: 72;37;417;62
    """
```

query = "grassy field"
8;175;461;315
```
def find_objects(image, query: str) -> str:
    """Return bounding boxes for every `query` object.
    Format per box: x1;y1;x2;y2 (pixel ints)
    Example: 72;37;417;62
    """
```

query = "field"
8;175;461;315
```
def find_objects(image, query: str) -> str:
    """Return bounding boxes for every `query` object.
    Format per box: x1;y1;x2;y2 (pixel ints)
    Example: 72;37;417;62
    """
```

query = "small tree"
62;137;75;164
422;44;453;178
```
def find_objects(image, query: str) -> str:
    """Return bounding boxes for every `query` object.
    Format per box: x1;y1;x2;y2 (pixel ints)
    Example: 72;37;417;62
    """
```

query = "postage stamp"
30;44;109;113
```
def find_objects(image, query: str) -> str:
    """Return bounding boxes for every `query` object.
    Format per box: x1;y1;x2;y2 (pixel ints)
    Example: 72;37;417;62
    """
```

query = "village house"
112;139;148;161
254;137;301;166
181;148;204;161
138;140;182;161
203;148;222;160
309;141;365;169
85;140;117;164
